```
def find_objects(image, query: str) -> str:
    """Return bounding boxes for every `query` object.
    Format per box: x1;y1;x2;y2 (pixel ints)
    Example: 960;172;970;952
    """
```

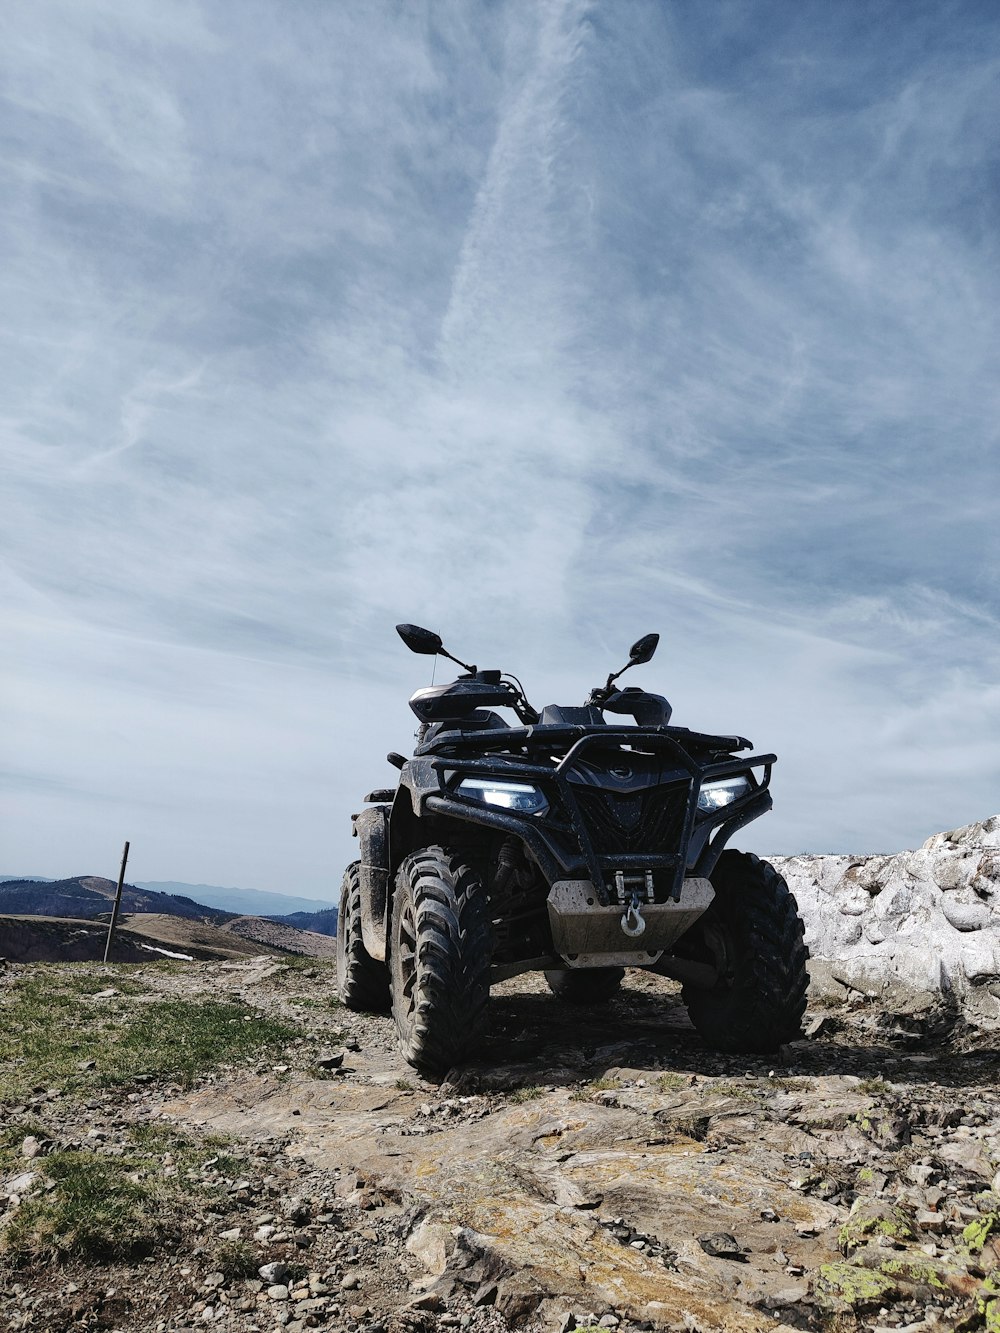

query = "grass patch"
145;959;190;975
0;1123;247;1266
292;994;342;1012
712;1080;766;1103
63;974;150;997
268;955;333;976
213;1238;260;1280
0;972;300;1102
570;1076;621;1101
665;1113;710;1141
127;1123;244;1178
1;1147;171;1263
106;999;298;1088
509;1085;544;1104
0;1120;48;1152
655;1073;687;1093
858;1078;891;1097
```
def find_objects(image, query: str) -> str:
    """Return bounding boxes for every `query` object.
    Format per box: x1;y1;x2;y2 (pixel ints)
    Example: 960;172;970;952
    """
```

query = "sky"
2;0;999;900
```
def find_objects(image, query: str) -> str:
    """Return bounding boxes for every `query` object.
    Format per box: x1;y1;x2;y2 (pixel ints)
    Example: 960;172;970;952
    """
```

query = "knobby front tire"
390;845;492;1074
681;850;809;1053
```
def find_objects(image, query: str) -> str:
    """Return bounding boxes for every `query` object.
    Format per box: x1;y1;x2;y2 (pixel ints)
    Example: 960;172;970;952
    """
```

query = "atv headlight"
697;776;752;813
456;777;548;815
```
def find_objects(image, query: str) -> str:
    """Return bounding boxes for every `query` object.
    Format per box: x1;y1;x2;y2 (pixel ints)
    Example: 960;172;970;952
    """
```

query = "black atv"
337;624;808;1073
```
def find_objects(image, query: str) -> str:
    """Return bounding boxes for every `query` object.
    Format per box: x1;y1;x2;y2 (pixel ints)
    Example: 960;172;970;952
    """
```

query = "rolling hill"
0;876;234;923
0;877;337;962
1;876;338;936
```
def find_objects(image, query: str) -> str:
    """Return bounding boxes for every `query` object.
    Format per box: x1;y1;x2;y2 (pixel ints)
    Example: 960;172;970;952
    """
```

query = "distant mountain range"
0;876;337;937
133;880;336;919
264;906;338;935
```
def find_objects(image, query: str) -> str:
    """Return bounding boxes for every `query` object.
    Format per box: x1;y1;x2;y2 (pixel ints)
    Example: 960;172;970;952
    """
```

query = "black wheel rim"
397;898;418;1022
703;919;736;990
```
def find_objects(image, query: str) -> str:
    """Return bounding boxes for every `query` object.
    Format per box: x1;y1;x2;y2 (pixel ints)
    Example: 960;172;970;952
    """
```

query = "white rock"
5;1171;38;1198
406;1220;452;1275
772;814;1000;1029
940;893;993;932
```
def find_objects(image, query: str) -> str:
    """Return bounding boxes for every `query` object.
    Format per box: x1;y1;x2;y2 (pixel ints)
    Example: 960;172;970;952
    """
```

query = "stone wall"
771;814;1000;1029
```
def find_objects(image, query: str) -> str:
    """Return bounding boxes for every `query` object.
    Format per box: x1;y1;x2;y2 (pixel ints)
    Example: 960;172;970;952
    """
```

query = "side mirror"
629;633;659;666
396;624;443;656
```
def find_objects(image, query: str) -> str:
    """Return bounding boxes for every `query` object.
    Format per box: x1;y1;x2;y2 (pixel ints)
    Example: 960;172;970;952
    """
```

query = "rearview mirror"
629;633;659;666
396;624;443;656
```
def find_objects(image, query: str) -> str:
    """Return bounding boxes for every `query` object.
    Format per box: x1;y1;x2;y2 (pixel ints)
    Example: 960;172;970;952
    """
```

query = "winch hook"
620;896;647;938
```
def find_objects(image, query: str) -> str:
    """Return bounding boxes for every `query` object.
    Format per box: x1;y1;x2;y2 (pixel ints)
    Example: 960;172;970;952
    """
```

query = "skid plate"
546;877;714;962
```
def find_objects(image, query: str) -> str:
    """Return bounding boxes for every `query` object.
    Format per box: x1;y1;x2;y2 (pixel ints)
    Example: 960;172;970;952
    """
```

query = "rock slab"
772;814;1000;1028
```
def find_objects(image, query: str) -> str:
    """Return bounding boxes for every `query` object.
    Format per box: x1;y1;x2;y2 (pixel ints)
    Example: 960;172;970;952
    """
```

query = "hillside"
222;913;337;955
121;913;335;960
267;906;338;936
2;876;338;937
0;909;336;965
0;876;234;924
0;915;274;963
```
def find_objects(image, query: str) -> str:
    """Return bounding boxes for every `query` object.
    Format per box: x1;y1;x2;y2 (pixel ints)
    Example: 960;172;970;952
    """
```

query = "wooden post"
103;840;130;964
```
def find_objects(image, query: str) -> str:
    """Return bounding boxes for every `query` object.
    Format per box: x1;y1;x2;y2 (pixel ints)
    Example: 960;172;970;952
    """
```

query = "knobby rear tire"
390;845;492;1074
544;967;625;1004
681;850;809;1053
336;861;390;1012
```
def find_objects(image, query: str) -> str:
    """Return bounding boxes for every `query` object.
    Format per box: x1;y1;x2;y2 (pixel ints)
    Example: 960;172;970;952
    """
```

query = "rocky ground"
1;957;999;1333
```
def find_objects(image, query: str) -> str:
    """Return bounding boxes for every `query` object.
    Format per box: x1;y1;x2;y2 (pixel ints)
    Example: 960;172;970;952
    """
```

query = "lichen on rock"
837;1198;917;1254
815;1260;898;1311
964;1211;1000;1253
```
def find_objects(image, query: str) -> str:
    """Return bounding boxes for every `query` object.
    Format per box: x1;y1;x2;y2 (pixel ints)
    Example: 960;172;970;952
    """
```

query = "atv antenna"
395;623;476;675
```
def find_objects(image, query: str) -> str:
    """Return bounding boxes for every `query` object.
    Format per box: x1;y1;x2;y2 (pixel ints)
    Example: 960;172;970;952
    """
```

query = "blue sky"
2;1;998;898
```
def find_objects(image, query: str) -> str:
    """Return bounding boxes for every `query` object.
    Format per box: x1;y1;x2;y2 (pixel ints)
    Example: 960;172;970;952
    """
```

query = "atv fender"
353;804;390;961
